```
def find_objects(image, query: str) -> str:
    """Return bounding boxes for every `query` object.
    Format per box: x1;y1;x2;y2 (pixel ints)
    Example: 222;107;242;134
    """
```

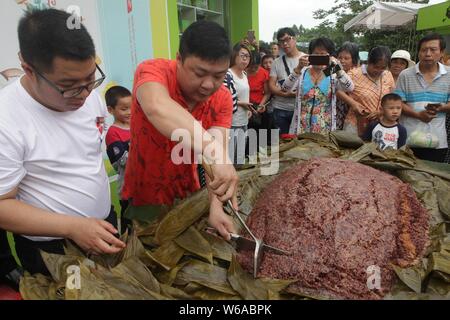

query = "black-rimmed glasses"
278;36;294;46
33;64;106;98
239;53;251;60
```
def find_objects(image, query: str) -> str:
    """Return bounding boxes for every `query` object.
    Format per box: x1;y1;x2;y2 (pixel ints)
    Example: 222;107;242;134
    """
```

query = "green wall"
168;0;180;59
150;0;179;59
145;0;262;60
417;1;450;34
229;0;259;45
153;0;260;58
150;0;171;58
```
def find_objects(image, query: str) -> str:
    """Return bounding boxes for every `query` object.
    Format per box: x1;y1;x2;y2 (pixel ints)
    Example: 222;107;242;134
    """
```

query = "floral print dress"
299;71;332;134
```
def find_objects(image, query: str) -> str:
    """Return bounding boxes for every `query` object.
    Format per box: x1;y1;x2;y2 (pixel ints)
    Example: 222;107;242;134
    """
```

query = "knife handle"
201;157;214;180
204;227;239;241
229;233;241;241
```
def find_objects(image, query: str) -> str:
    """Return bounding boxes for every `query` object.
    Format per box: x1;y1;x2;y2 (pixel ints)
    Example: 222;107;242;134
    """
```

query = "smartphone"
249;104;258;114
308;54;330;66
425;103;440;111
247;30;255;43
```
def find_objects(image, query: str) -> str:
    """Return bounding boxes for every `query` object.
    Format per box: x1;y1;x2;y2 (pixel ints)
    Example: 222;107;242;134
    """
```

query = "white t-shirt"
0;79;111;241
0;76;17;91
270;52;304;112
229;69;250;127
362;122;408;150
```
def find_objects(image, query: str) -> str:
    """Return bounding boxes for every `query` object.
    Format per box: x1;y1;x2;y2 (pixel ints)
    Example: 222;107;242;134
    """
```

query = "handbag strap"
282;55;291;78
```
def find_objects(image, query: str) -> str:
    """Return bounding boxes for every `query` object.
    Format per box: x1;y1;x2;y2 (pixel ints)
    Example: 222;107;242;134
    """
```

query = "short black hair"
418;33;446;52
105;86;131;108
381;93;402;107
18;8;95;72
368;46;391;66
261;54;274;65
276;28;295;41
309;38;335;55
337;42;360;66
179;20;231;62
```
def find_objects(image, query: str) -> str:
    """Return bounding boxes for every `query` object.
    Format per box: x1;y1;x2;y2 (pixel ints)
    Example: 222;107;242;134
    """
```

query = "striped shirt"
223;71;238;114
345;65;395;133
395;62;450;149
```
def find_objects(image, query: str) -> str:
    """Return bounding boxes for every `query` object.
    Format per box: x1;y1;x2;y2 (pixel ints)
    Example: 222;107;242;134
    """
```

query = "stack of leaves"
20;131;450;300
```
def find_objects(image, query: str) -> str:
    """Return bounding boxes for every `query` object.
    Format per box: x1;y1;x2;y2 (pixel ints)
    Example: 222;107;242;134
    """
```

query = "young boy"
261;54;274;72
105;86;132;229
362;93;407;150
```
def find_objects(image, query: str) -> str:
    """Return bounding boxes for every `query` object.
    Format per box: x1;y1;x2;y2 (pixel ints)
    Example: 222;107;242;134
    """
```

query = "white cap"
391;50;415;68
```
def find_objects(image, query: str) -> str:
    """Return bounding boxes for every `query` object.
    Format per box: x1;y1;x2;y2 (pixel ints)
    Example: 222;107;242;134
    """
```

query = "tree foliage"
265;0;430;59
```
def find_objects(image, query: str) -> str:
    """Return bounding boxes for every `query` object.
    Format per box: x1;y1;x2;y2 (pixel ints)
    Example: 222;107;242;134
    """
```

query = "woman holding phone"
225;43;253;166
281;38;354;135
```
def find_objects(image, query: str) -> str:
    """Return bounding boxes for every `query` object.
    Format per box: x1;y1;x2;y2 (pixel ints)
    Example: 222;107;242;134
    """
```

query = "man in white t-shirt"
268;27;305;135
0;9;126;280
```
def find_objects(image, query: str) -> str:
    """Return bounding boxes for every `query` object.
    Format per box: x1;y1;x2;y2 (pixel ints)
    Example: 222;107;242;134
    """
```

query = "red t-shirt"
105;125;131;146
248;67;269;104
122;59;233;206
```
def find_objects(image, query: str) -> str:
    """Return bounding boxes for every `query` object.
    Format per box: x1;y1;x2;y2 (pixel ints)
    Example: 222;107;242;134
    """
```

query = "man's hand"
208;195;237;241
417;110;436;123
435;103;450;113
239;101;254;110
257;105;266;113
68;217;126;255
294;55;309;74
279;91;296;98
247;104;259;115
208;163;239;203
330;56;339;65
241;39;250;47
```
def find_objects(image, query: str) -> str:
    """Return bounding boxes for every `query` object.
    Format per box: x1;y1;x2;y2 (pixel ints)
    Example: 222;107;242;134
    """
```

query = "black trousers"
119;200;131;232
0;228;18;277
14;207;118;276
411;148;449;163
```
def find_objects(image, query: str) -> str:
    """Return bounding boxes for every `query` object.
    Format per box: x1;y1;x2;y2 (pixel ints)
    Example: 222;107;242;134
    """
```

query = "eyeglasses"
32;64;106;98
419;47;440;54
278;36;294;46
239;53;251;60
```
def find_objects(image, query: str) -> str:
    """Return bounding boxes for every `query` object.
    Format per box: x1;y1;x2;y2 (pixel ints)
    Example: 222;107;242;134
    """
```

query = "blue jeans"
273;109;294;135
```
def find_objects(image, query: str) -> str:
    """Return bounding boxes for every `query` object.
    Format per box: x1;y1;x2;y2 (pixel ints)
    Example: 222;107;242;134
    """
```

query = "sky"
259;0;449;42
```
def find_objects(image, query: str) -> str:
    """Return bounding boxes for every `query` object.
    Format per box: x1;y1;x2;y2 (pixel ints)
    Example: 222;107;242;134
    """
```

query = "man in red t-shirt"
122;21;238;239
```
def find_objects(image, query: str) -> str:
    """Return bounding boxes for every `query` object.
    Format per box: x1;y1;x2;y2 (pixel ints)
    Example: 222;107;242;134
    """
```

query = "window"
178;0;227;35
